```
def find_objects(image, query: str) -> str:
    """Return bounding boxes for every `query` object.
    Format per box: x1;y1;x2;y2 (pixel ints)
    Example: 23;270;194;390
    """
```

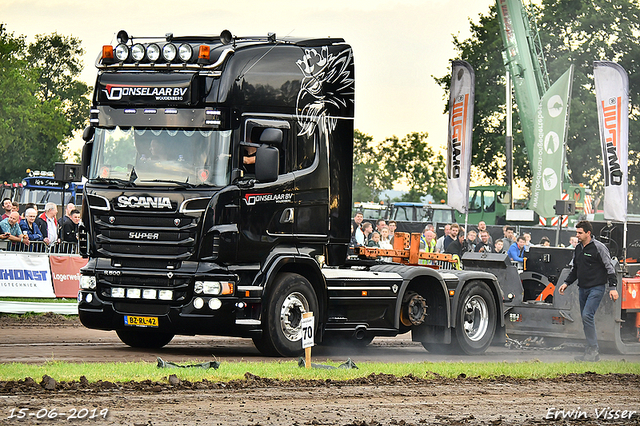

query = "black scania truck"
78;30;504;356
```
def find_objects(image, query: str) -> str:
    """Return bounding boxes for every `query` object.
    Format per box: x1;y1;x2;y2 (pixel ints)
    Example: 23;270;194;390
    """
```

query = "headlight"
126;288;141;299
80;275;96;290
162;43;177;61
147;43;160;62
203;281;221;295
208;298;222;310
178;43;193;62
111;287;125;298
158;290;173;300
194;281;204;294
115;43;129;61
131;44;145;62
142;289;157;299
193;297;204;309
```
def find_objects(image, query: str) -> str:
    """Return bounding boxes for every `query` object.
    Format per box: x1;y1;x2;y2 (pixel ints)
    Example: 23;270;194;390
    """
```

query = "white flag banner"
0;253;55;298
447;61;475;214
594;61;629;222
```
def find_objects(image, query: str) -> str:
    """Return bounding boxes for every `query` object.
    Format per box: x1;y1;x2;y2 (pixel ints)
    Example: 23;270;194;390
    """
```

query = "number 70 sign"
301;314;314;349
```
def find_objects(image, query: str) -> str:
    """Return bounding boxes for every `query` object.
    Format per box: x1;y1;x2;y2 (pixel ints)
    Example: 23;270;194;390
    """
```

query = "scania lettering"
77;30;504;356
117;196;173;209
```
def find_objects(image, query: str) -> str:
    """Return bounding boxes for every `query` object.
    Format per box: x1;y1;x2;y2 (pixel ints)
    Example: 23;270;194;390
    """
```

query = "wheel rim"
279;292;309;342
463;295;489;342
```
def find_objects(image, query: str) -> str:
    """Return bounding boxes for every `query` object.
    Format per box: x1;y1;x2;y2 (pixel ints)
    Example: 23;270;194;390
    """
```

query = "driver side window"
243;120;290;175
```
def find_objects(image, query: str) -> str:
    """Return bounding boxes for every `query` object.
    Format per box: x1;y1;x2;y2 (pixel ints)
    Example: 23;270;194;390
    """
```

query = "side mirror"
259;128;283;146
81;142;93;178
83;126;95;142
255;146;279;183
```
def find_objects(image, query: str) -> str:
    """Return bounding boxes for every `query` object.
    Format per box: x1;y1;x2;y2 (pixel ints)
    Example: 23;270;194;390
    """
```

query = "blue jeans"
578;285;606;349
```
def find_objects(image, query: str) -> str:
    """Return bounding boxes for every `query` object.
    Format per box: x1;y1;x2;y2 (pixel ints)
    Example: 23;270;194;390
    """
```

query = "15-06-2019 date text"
7;407;109;420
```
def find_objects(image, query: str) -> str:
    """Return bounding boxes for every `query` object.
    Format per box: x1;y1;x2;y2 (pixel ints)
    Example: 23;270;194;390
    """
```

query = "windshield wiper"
91;177;137;187
140;179;195;188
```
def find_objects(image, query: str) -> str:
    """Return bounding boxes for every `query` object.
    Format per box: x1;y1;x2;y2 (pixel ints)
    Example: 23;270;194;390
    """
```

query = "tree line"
0;24;90;182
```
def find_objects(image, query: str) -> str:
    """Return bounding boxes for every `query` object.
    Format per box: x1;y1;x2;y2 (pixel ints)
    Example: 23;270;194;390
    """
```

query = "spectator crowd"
0;199;81;252
350;213;564;269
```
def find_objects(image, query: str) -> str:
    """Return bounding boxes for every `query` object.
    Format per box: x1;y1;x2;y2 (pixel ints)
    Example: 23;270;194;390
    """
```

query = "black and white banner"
0;253;55;298
594;61;628;222
446;61;475;214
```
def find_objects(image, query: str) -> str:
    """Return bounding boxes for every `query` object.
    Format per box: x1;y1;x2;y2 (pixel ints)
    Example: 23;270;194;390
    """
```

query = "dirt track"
1;314;640;425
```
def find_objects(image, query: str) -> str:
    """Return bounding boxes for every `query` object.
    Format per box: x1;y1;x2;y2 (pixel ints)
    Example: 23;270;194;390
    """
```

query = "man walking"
558;220;619;362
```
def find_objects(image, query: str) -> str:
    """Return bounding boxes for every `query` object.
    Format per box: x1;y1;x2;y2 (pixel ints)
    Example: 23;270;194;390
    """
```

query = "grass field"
1;360;639;383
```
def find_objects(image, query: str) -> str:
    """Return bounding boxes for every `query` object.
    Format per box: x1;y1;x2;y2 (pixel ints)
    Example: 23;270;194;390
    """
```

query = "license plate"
124;315;159;327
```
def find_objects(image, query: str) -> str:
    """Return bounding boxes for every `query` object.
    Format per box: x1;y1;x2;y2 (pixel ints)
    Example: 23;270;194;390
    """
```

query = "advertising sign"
594;61;629;222
0;253;55;298
446;60;475;214
529;66;573;218
50;256;88;298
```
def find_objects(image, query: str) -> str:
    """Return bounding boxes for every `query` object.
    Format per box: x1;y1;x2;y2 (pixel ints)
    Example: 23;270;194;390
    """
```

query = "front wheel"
116;328;174;349
254;272;319;357
453;281;496;355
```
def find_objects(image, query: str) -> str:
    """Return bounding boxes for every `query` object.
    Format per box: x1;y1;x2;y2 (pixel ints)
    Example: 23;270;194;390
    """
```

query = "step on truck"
77;30;504;356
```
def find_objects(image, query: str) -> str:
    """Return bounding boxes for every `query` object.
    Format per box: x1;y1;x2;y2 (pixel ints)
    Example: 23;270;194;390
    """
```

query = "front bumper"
78;258;264;338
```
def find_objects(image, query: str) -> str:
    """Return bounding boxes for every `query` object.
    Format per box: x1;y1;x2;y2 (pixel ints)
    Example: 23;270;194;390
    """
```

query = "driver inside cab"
242;145;257;176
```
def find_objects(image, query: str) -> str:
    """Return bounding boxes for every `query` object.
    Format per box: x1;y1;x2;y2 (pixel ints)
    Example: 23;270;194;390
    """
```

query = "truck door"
237;119;296;262
292;129;328;243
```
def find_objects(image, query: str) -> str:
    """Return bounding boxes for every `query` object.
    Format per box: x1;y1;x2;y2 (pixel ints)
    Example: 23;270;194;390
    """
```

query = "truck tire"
116;328;174;349
255;272;319;357
453;281;496;355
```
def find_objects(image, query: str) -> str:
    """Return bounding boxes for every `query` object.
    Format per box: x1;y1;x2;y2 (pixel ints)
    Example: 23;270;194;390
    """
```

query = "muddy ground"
1;314;639;425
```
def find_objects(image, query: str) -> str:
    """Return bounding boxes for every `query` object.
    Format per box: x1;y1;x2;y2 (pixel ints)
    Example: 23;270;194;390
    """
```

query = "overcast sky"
2;0;496;154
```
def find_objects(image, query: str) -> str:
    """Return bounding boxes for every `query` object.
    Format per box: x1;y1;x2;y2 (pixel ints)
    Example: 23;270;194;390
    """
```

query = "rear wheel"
116;328;174;349
453;281;496;354
253;273;319;357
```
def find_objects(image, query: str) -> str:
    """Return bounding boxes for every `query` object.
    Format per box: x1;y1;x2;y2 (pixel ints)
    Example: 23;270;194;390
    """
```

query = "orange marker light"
221;282;234;295
449;290;455;296
245;290;250;297
198;45;210;60
361;291;368;296
102;45;114;60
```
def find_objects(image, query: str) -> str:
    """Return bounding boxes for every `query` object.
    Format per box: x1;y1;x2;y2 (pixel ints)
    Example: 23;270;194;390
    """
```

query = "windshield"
88;127;232;187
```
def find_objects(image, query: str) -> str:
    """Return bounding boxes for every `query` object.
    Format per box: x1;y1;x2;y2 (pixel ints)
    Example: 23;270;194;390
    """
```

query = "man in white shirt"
435;224;451;253
35;202;59;245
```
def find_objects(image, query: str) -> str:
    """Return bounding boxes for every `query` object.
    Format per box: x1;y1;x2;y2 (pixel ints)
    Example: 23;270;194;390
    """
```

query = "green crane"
495;0;577;222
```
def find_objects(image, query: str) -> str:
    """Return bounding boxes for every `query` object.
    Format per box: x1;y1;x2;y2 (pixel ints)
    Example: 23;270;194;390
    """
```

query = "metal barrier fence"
0;240;78;254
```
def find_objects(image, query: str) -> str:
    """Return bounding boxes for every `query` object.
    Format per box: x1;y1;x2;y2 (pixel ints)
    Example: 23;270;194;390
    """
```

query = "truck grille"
92;213;199;260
